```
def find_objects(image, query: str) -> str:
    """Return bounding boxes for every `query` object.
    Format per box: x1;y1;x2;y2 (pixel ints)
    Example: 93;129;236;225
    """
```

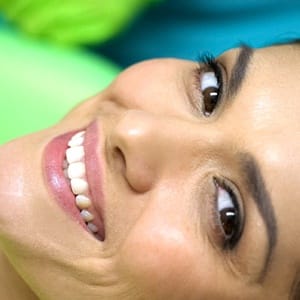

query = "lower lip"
43;131;86;228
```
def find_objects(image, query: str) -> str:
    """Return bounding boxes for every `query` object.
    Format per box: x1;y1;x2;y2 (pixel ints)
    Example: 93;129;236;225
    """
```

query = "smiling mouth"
63;130;102;238
44;121;105;242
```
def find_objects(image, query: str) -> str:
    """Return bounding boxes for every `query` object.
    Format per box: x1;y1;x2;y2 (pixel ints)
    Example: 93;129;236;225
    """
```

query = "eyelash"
193;55;243;249
193;53;225;116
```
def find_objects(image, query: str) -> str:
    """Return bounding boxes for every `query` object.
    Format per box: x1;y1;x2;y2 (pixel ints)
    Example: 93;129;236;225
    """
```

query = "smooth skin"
0;44;299;299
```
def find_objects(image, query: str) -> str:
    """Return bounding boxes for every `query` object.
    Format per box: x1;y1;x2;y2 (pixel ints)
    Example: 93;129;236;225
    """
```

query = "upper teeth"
67;131;85;147
75;194;92;209
66;146;84;164
64;131;99;234
70;178;88;194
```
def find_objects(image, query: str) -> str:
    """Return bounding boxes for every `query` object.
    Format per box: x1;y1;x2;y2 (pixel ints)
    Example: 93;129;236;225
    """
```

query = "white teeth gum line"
64;131;99;234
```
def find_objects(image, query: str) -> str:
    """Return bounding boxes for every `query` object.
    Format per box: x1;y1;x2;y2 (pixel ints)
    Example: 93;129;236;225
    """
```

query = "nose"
110;110;167;192
110;109;220;193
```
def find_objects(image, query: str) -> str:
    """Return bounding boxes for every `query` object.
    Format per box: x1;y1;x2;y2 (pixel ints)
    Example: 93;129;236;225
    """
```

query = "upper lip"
84;120;106;240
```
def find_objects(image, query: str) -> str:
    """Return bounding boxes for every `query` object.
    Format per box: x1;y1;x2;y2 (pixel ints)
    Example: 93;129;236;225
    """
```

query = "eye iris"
220;208;238;238
200;71;220;116
203;87;219;115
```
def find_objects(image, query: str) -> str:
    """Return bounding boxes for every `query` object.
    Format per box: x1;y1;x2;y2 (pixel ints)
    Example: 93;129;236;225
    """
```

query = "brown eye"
214;179;243;250
200;71;220;116
219;206;238;239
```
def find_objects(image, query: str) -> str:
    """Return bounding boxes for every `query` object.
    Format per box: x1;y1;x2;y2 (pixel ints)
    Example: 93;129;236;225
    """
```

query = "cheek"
115;215;209;299
107;59;191;116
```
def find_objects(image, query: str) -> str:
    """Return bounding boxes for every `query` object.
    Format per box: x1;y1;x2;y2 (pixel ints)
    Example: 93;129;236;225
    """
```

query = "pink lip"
43;121;105;240
84;121;105;240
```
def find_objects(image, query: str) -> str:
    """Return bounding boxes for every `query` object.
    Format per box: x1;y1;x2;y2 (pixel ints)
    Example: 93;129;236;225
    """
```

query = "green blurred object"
0;0;157;44
0;27;120;144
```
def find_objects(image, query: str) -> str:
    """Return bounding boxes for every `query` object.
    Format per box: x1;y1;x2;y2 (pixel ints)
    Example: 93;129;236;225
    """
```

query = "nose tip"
110;110;160;193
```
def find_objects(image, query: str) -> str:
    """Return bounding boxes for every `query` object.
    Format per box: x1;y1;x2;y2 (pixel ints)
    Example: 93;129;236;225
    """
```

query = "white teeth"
87;222;98;233
68;136;84;147
66;146;84;164
75;195;92;209
67;162;86;179
64;131;100;237
70;178;88;195
68;131;85;147
72;131;85;139
80;209;94;222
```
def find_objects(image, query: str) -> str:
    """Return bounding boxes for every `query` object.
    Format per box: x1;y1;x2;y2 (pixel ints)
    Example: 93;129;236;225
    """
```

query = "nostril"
113;146;137;191
113;146;150;193
113;146;127;176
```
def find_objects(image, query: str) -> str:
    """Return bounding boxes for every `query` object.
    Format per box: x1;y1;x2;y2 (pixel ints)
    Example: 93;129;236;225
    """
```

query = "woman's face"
0;44;299;299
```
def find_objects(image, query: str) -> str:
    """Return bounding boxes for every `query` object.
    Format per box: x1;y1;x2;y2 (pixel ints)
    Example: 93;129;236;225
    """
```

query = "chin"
0;129;115;299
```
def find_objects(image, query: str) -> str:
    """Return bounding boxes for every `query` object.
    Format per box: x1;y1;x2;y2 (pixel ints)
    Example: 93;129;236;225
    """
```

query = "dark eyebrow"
238;152;277;282
228;45;254;97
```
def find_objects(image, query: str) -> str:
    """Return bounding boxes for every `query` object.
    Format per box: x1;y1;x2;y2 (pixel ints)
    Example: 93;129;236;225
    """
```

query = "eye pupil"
203;87;219;115
220;208;238;237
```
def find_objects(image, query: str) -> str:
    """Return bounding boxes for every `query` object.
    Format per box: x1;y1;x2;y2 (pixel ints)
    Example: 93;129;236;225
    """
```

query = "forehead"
231;44;299;172
216;44;300;293
219;44;300;142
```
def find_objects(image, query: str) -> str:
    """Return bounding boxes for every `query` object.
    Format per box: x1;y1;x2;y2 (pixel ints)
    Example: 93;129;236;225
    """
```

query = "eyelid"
192;54;228;117
198;174;248;280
